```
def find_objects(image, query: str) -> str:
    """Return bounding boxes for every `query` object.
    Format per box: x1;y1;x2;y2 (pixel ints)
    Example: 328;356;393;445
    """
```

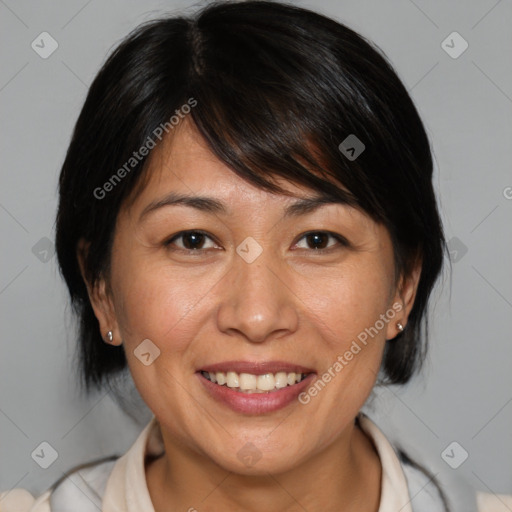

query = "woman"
1;1;510;511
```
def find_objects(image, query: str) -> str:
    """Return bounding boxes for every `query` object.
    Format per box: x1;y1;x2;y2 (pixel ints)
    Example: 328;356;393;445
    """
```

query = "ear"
385;256;422;340
77;239;122;346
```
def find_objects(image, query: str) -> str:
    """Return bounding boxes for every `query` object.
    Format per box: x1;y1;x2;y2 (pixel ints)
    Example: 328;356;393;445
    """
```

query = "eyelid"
292;231;350;252
164;230;221;251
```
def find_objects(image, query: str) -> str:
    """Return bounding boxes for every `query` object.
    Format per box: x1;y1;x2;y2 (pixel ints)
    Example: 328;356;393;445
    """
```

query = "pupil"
184;232;203;249
308;233;327;249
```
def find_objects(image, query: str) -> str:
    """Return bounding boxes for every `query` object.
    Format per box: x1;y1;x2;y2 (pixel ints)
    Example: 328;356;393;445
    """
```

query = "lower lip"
197;372;316;415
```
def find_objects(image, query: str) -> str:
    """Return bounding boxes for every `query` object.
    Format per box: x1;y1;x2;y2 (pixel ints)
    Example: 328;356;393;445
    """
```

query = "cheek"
299;258;393;416
301;257;394;349
111;257;208;354
109;259;217;416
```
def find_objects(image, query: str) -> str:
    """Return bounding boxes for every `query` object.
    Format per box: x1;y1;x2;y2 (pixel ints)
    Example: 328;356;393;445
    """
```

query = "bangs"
182;14;389;221
190;86;360;207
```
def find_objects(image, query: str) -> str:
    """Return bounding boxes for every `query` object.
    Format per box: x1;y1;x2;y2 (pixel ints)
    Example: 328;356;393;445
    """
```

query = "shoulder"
476;491;512;512
48;458;117;511
0;488;51;512
398;448;449;511
0;458;117;512
398;447;512;512
357;412;512;512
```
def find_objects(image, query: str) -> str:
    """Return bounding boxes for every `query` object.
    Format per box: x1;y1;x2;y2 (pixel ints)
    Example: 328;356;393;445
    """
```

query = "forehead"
133;119;329;208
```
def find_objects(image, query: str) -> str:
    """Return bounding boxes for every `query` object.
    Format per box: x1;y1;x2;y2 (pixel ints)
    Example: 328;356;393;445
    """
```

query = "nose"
216;247;299;343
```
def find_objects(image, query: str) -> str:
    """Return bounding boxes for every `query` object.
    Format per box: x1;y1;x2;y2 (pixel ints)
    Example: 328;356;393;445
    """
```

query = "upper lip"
199;360;315;375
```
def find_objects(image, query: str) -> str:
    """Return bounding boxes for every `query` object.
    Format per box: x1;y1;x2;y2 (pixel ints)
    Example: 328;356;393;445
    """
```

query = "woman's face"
90;120;418;474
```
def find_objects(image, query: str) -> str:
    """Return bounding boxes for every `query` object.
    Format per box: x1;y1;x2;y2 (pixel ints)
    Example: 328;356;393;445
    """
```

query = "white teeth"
226;371;239;388
257;373;275;391
274;372;288;389
239;373;257;390
202;370;309;392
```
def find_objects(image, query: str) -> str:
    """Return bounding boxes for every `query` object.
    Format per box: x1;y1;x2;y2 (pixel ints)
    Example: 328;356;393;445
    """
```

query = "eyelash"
163;230;349;254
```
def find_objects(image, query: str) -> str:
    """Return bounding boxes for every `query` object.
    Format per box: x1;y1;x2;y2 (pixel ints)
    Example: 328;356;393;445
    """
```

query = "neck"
146;419;382;512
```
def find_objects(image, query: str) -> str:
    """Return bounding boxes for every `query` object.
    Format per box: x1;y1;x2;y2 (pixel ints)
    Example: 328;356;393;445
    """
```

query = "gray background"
1;0;511;500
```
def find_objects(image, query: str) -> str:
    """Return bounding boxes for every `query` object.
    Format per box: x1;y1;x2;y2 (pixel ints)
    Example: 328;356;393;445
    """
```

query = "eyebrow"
139;191;351;221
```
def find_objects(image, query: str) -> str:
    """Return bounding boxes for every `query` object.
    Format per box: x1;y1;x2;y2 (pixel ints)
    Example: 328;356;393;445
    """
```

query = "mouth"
196;361;316;414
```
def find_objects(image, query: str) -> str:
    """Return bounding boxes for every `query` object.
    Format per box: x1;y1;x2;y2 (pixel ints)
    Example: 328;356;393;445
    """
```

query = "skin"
82;119;421;512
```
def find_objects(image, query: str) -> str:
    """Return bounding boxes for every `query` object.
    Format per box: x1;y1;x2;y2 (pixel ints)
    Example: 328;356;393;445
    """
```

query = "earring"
396;322;404;332
106;330;114;344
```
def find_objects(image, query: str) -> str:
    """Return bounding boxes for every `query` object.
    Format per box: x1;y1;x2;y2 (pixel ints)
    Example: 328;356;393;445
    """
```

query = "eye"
293;231;349;252
164;230;220;252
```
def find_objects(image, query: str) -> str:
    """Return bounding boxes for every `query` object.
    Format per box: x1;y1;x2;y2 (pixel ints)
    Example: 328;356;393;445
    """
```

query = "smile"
197;362;316;414
200;370;310;393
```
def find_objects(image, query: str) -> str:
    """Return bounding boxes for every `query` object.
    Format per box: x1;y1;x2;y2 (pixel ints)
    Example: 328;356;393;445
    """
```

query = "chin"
207;440;307;476
222;455;297;476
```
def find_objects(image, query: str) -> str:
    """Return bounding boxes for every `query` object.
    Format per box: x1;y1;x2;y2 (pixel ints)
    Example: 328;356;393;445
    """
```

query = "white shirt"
1;413;510;511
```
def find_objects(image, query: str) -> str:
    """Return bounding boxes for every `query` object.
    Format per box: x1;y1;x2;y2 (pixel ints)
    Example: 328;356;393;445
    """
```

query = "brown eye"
306;233;329;249
165;231;219;251
180;232;206;250
294;231;349;251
